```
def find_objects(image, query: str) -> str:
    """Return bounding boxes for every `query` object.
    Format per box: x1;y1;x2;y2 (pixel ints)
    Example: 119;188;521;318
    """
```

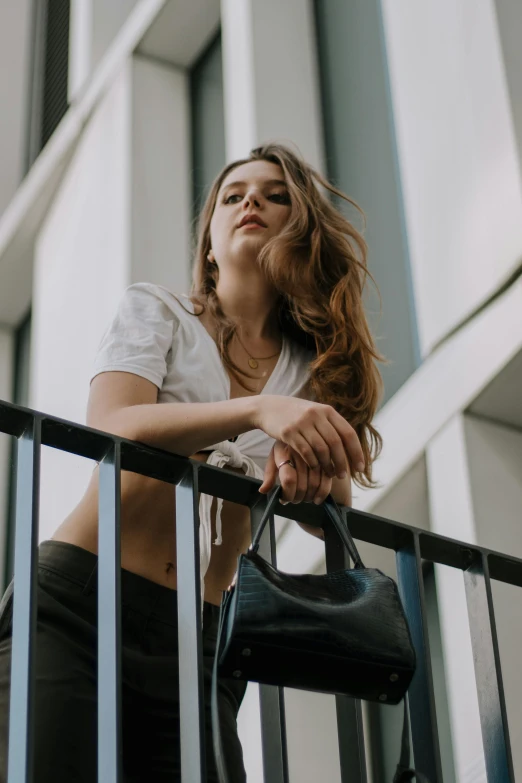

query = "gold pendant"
248;358;258;369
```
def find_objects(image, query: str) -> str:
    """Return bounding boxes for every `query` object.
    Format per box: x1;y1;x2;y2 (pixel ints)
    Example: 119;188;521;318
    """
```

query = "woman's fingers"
258;444;277;494
284;419;362;479
273;441;300;504
273;441;333;506
327;410;365;473
303;463;322;503
287;432;334;477
259;440;337;509
286;450;310;504
311;420;349;478
311;469;333;505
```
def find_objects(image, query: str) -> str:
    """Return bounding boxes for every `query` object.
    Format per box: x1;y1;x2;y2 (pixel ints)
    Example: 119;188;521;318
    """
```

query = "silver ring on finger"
277;459;296;471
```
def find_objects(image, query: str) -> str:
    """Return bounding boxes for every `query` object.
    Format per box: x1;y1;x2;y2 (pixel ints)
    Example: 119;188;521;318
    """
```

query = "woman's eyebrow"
220;178;287;192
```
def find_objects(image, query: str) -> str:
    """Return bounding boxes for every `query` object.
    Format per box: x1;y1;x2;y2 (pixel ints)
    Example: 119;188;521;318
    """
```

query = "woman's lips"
239;222;266;229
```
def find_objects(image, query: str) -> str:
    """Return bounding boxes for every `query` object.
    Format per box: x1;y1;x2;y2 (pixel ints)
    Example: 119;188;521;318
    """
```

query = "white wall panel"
131;56;191;292
69;0;93;101
381;0;522;355
221;0;324;171
466;416;522;557
31;62;132;542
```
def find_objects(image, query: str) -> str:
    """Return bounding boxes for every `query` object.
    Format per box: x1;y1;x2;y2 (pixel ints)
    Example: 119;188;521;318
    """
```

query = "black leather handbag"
211;485;429;782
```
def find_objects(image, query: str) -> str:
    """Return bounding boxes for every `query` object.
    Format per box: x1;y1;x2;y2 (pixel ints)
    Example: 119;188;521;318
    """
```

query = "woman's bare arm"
87;371;260;456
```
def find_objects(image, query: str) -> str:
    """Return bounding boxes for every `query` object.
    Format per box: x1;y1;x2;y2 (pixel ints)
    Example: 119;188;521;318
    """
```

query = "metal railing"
0;399;518;782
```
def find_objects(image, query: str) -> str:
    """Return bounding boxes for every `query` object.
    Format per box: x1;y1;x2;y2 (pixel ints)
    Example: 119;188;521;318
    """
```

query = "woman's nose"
243;191;261;208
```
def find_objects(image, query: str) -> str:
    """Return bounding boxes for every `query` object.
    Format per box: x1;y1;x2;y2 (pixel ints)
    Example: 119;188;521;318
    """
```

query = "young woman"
0;144;383;782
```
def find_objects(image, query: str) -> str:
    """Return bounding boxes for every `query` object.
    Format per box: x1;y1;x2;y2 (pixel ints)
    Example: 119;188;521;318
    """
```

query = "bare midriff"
51;452;252;607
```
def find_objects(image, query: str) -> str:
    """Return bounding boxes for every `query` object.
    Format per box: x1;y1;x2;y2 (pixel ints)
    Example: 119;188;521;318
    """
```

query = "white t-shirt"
90;282;315;605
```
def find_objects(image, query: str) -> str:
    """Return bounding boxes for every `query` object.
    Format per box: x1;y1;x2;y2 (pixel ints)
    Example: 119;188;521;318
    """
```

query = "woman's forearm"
101;396;262;457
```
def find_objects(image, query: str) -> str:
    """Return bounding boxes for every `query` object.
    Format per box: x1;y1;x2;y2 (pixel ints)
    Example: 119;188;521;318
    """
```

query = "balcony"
0;399;518;782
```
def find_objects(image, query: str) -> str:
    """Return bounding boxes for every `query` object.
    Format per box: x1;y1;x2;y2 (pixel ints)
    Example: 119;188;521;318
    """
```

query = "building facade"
0;0;521;780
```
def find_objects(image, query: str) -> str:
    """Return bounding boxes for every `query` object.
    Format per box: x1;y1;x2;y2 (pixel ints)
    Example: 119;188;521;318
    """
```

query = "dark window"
190;32;226;221
41;0;71;149
26;0;70;169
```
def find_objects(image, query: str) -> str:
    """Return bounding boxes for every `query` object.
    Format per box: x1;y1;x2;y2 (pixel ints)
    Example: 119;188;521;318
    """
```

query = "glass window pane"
190;32;226;219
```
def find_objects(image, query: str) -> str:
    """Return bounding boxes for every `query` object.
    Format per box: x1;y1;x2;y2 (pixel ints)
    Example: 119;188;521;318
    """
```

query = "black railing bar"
487;553;522;589
345;511;522;586
396;532;443;782
4;400;522;586
97;442;123;783
0;400;33;438
0;400;112;446
0;400;465;536
253;501;290;783
1;400;318;507
0;399;330;518
464;552;515;781
324;510;367;783
176;462;206;782
258;684;289;783
0;400;201;481
7;417;41;783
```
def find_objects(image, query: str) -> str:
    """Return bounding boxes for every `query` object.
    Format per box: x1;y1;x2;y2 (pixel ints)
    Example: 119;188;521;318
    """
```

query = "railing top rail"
2;398;521;587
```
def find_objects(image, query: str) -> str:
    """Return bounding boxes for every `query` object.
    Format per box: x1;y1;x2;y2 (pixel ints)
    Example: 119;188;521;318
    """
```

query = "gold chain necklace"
234;330;282;370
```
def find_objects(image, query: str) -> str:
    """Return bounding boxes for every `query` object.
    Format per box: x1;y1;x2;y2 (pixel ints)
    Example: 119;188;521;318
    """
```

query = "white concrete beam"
69;0;93;102
137;0;220;68
130;56;191;292
221;0;325;171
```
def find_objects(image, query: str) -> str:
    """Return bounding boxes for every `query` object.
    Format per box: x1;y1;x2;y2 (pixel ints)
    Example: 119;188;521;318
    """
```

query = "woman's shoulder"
120;282;199;320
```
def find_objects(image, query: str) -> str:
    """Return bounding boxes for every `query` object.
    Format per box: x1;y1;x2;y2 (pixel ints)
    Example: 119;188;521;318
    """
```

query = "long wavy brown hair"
176;143;384;488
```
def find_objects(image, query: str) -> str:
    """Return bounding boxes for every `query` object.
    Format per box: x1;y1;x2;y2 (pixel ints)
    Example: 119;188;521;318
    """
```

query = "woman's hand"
258;440;333;505
253;395;365;479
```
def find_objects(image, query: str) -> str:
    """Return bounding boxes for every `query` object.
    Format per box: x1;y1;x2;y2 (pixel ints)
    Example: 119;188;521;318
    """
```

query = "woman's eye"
269;193;290;204
224;194;242;204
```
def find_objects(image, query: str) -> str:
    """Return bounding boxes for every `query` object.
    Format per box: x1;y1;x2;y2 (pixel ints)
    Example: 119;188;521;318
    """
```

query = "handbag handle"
250;485;365;569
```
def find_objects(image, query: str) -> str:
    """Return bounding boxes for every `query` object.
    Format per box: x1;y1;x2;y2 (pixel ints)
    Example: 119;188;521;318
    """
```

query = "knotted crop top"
90;282;315;611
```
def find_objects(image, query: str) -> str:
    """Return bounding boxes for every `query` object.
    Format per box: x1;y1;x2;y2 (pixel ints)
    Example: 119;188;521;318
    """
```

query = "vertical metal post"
7;418;41;783
176;463;206;782
464;554;514;782
396;535;442;781
98;443;122;783
251;500;289;783
323;508;367;783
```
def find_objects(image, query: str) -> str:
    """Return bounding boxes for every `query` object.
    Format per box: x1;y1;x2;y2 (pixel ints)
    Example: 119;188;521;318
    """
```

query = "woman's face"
209;160;291;267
